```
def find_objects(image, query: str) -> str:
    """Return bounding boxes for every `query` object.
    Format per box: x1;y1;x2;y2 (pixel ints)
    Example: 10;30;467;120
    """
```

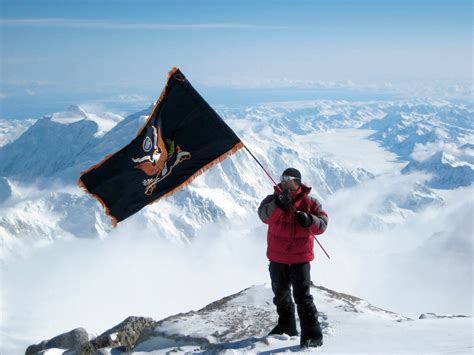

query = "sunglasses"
281;175;300;183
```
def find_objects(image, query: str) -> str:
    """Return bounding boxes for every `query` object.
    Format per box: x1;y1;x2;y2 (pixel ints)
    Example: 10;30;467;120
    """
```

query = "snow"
441;152;474;168
0;98;473;354
50;104;88;123
309;318;471;354
0;118;37;147
188;186;248;217
50;104;123;137
297;128;405;174
132;284;472;354
38;349;65;354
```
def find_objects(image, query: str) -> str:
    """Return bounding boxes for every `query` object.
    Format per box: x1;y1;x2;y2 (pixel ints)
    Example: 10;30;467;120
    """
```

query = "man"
258;168;328;348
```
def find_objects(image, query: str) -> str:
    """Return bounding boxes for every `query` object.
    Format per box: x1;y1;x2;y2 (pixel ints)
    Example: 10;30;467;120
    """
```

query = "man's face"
282;178;300;192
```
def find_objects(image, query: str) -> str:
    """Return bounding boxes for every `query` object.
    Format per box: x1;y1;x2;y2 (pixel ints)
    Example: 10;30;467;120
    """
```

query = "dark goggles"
281;175;300;183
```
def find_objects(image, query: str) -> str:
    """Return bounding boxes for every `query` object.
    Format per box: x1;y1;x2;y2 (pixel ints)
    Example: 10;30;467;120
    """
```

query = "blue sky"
0;0;472;118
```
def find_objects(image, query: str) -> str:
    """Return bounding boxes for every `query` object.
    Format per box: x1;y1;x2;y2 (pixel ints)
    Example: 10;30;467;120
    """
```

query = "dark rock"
80;316;156;354
419;312;469;319
25;327;90;355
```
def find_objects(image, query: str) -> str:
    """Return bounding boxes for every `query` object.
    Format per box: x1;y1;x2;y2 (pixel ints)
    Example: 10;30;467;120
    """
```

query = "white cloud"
198;76;363;90
94;94;150;104
2;176;471;354
25;89;36;96
196;77;472;99
391;80;473;100
345;79;355;87
0;93;8;100
1;215;268;353
0;18;286;30
1;57;50;65
1;79;55;86
319;177;473;318
411;141;461;162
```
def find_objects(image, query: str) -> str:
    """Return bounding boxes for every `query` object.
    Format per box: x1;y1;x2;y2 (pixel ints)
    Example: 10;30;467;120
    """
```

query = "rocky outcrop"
80;316;155;353
25;327;90;355
25;316;155;354
419;313;469;319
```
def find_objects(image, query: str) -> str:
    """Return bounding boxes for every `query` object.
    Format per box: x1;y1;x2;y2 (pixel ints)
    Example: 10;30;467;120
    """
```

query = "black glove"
294;210;312;228
274;190;293;210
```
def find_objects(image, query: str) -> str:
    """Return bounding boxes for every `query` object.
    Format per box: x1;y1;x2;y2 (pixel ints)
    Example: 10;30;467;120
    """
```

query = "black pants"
269;261;318;323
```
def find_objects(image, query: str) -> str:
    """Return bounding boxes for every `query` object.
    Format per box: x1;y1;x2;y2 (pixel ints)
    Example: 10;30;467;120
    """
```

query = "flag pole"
313;235;331;259
243;144;331;259
243;145;280;189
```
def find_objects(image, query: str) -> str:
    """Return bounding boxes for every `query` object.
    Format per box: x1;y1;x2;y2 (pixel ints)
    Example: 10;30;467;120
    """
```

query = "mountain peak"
26;283;472;354
49;104;123;137
51;104;88;124
66;104;88;116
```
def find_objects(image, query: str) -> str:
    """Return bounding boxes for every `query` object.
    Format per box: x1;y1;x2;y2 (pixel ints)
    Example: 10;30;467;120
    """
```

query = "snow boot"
268;305;298;336
268;318;298;336
298;306;323;348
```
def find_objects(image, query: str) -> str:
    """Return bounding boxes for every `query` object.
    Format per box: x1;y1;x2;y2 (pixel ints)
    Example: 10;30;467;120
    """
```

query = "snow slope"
27;284;472;354
0;118;37;147
50;104;123;137
0;105;124;182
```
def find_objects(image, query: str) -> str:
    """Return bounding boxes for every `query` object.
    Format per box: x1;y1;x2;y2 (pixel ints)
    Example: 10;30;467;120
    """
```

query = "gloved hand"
294;210;312;228
274;190;293;210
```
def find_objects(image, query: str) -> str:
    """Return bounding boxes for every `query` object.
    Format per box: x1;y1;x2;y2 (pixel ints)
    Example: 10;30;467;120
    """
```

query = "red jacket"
258;184;328;264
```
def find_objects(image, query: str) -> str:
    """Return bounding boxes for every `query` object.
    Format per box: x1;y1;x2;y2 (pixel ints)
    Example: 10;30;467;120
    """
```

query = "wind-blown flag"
78;67;244;227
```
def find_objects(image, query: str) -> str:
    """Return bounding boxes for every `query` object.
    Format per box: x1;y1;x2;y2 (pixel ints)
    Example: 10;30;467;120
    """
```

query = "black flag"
78;67;243;227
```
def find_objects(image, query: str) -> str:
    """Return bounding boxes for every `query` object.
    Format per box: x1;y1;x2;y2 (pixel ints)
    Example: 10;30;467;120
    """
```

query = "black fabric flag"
78;67;243;227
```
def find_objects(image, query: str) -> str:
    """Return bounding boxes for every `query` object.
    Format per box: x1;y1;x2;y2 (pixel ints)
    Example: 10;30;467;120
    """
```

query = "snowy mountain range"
0;101;469;248
403;151;474;188
0;99;472;259
25;283;471;354
0;98;473;354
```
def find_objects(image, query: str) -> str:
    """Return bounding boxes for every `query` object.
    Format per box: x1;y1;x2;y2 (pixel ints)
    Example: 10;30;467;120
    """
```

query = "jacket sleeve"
258;194;284;224
308;196;328;235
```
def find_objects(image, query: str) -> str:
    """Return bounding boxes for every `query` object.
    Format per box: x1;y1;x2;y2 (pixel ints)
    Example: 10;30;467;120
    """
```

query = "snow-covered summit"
0;115;99;181
50;104;88;123
51;104;123;137
137;283;408;349
0;104;127;182
25;284;472;354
